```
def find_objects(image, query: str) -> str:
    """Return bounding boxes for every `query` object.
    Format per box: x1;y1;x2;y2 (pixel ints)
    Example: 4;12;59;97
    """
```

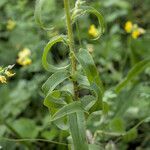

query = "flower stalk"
63;0;78;99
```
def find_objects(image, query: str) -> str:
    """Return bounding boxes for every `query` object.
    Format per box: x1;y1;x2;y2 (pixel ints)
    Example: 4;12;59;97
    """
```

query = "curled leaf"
42;35;70;72
44;90;73;115
72;6;105;40
51;101;84;121
35;0;53;30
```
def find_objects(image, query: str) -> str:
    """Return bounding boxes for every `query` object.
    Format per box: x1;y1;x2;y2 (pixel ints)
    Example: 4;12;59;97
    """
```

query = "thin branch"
1;138;68;146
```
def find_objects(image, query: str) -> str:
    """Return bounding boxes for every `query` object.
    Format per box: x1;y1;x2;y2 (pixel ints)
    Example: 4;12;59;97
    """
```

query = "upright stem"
63;0;78;99
64;0;75;53
63;1;89;150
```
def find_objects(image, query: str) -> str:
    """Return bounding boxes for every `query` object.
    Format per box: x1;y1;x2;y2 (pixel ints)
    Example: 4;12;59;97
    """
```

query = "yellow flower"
17;48;32;66
131;29;140;39
18;48;31;58
5;70;15;77
0;75;7;84
17;57;32;66
125;21;146;39
22;57;32;66
131;27;145;39
88;24;99;37
124;21;133;33
6;19;16;31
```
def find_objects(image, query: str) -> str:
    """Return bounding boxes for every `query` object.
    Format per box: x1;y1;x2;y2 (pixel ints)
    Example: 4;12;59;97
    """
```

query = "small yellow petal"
5;70;15;77
18;48;31;58
17;57;32;66
17;48;32;66
132;29;140;39
88;24;99;37
17;57;23;65
23;58;32;66
6;19;16;31
124;21;133;33
0;75;7;84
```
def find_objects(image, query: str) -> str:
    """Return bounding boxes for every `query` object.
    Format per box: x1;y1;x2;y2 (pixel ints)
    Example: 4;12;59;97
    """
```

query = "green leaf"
113;86;136;117
69;111;89;150
77;49;104;93
90;83;103;110
80;95;96;111
51;101;84;121
115;58;150;93
76;49;104;110
53;117;69;130
89;144;102;150
42;70;69;95
42;35;70;72
109;117;125;133
0;81;32;119
42;69;74;130
12;118;41;139
41;128;58;140
44;90;73;115
75;74;90;88
123;128;137;142
34;0;53;30
42;70;71;115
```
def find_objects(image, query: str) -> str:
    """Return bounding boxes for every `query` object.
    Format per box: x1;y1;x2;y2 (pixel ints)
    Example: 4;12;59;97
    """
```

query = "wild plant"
35;0;150;149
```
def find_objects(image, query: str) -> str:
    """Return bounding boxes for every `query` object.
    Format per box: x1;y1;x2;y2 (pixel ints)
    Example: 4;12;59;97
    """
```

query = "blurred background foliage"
0;0;150;149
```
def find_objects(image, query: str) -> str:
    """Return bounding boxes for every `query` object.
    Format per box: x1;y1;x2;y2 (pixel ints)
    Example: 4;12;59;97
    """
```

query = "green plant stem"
1;137;68;146
63;0;78;99
63;1;89;150
128;36;137;66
